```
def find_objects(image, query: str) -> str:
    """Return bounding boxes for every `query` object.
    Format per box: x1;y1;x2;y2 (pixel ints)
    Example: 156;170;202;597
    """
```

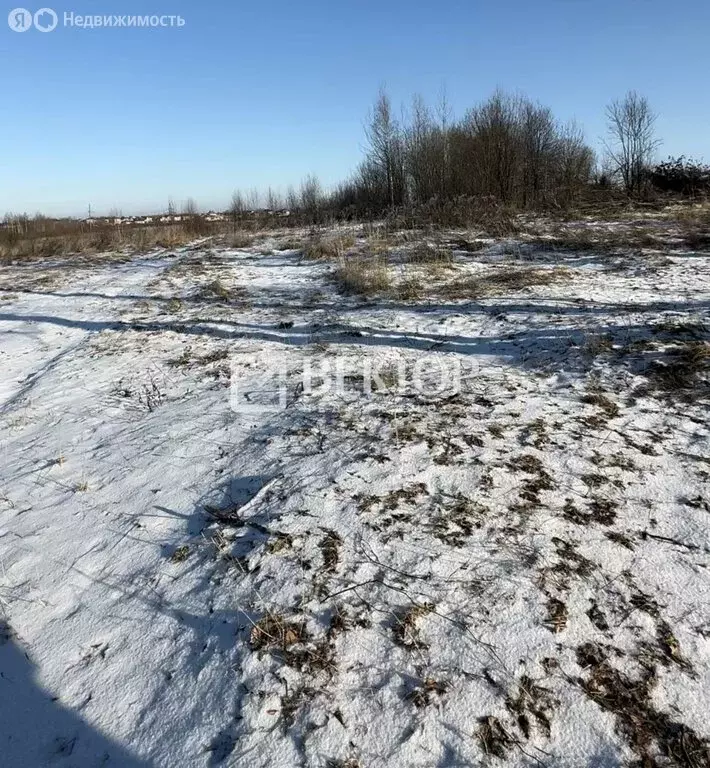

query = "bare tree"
555;121;595;205
247;188;260;211
183;197;199;216
265;187;277;211
405;94;437;203
365;88;405;207
465;90;522;203
229;191;245;231
604;91;661;197
286;185;299;213
300;174;322;222
519;101;556;206
436;84;452;198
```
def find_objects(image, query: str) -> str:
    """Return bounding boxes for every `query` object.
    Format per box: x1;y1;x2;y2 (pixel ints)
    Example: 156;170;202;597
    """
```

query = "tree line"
330;88;595;218
6;88;707;230
265;88;707;224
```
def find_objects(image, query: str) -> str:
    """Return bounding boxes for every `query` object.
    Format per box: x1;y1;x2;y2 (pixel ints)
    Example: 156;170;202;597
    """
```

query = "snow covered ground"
1;216;709;767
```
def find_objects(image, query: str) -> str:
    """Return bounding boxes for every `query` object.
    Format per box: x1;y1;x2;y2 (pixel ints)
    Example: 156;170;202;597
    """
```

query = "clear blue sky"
2;0;709;216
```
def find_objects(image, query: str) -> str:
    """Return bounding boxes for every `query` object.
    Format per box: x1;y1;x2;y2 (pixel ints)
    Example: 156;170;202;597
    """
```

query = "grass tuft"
333;256;390;295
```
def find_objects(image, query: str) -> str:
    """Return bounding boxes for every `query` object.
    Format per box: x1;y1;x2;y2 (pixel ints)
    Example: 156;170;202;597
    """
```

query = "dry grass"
406;678;450;708
249;613;335;677
304;234;356;260
406;195;519;234
366;236;392;255
0;225;198;262
448;237;486;252
391;603;433;650
334;256;390;295
674;204;710;227
277;237;306;251
681;228;710;251
527;228;660;253
406;243;454;264
478;716;514;758
197;279;245;302
319;530;342;573
221;231;255;249
576;642;709;768
648;341;710;394
395;276;424;300
436;266;569;299
250;614;307;652
531;206;710;253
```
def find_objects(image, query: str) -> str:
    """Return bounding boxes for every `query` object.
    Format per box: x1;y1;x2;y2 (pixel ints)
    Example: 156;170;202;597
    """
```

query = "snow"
1;220;709;767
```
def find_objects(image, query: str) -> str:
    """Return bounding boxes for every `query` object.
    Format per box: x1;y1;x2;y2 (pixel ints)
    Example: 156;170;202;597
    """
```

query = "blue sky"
2;0;709;216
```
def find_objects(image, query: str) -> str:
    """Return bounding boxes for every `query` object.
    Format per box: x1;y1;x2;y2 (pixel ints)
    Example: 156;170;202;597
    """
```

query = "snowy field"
1;213;709;767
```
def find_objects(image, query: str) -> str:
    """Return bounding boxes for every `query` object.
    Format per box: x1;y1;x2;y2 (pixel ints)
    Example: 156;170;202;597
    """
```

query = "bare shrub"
650;157;710;196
